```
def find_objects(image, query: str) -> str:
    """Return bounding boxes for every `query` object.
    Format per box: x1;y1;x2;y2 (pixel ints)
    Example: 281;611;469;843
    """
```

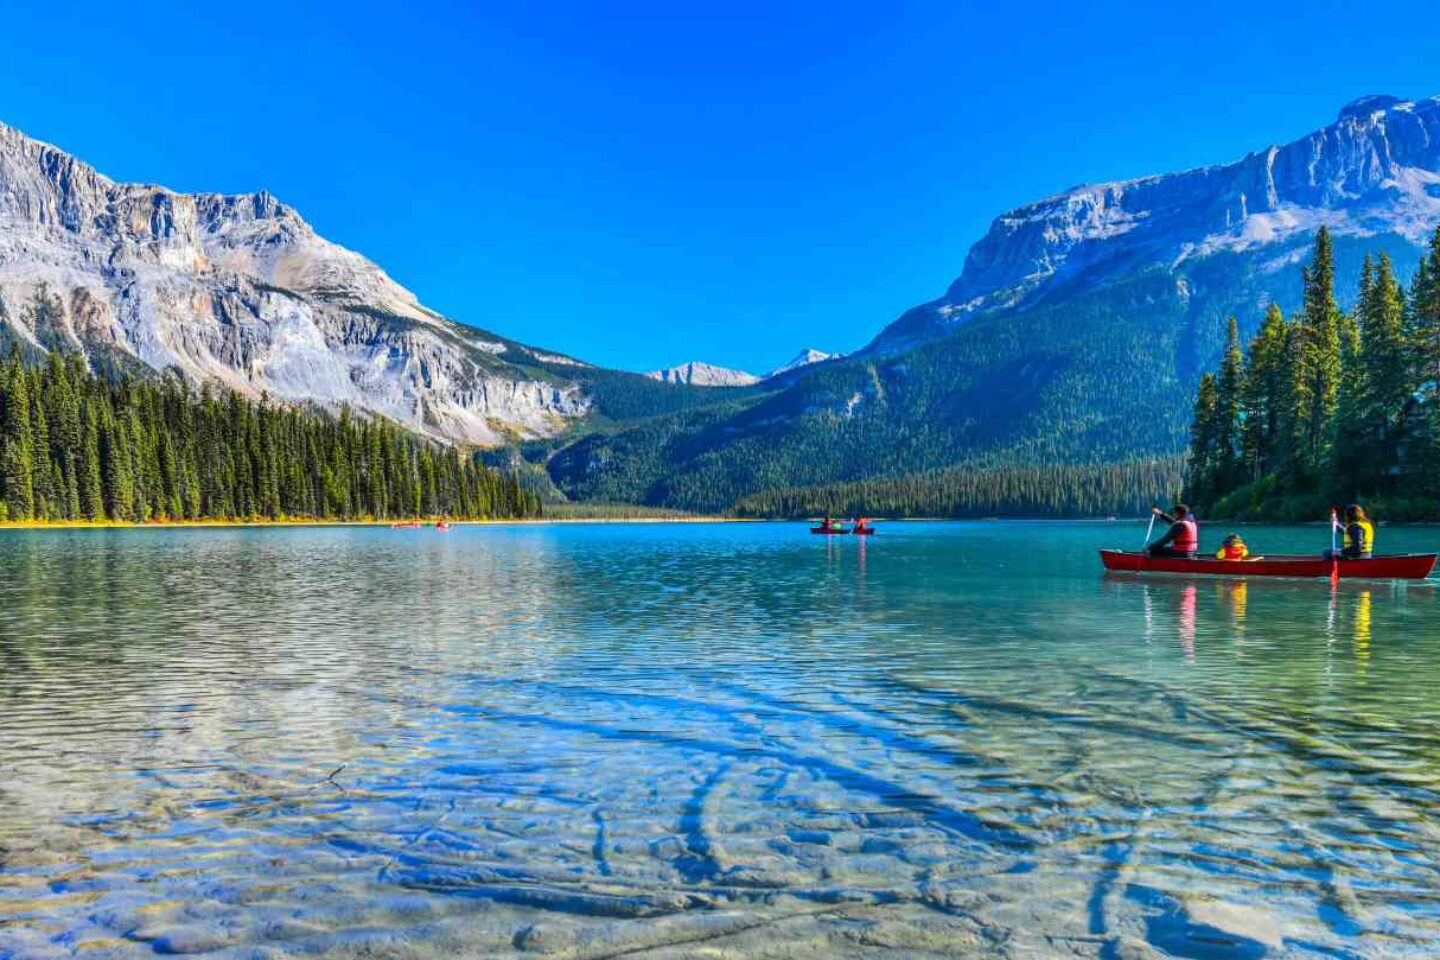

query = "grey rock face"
645;361;760;386
876;95;1440;348
768;348;834;377
0;120;588;444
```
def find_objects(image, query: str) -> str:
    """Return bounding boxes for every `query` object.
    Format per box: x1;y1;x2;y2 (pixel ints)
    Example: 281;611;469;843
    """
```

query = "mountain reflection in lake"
2;521;1439;958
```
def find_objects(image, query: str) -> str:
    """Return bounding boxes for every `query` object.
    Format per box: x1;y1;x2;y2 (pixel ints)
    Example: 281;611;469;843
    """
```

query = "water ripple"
2;521;1440;957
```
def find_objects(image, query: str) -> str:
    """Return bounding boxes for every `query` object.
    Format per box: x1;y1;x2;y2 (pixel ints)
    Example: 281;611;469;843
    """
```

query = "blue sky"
1;2;1436;373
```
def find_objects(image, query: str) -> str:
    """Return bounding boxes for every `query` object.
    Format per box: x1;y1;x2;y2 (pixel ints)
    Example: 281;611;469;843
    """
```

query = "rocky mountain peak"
0;118;588;444
1337;94;1406;120
871;94;1440;351
770;348;835;377
646;361;759;387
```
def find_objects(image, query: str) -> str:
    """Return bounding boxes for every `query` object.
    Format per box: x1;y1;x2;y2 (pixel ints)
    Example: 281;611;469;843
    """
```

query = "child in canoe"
1215;533;1250;560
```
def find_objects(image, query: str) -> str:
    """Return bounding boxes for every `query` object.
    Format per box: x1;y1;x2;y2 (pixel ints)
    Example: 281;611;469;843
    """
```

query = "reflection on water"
2;522;1440;957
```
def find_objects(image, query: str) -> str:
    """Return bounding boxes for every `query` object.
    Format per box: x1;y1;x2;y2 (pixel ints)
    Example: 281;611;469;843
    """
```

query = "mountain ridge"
0;119;593;445
645;361;759;387
870;94;1440;352
535;94;1440;511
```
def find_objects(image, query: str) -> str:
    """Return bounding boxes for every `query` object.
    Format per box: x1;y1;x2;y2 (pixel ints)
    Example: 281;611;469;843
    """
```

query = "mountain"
872;94;1440;353
8;98;1440;514
0;120;594;445
770;348;835;377
536;95;1440;512
645;361;759;386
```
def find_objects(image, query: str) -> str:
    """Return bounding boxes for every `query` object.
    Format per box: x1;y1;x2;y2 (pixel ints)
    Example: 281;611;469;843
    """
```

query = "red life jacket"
1174;518;1198;552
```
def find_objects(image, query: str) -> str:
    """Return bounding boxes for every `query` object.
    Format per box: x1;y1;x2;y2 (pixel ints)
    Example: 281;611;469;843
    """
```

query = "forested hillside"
536;267;1215;512
733;459;1183;519
520;97;1440;516
0;349;541;523
1183;227;1440;520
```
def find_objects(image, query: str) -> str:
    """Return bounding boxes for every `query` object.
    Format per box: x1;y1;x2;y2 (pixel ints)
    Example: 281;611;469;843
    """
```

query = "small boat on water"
1100;549;1436;580
812;521;875;538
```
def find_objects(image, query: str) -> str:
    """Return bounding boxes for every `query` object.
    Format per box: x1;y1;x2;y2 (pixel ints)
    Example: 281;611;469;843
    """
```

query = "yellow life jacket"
1216;542;1248;560
1343;520;1374;553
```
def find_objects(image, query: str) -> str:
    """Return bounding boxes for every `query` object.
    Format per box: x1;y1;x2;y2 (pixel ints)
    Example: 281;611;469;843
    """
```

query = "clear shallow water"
2;521;1440;958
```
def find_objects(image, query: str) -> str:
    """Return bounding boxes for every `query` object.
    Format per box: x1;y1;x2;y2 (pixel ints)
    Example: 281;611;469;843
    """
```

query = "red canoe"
811;526;849;535
1100;549;1436;580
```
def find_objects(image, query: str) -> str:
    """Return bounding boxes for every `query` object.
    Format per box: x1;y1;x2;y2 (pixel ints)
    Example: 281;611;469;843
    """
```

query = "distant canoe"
1099;549;1436;580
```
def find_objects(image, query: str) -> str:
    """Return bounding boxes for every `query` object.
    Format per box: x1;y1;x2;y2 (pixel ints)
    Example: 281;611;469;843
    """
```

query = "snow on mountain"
645;361;760;386
768;348;835;377
0;119;588;445
873;94;1440;350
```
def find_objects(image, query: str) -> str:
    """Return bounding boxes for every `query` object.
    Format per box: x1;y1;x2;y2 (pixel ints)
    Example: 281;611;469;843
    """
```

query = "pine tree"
1213;316;1245;491
1297;227;1342;478
1412;227;1440;390
1360;254;1412;488
1241;303;1289;481
0;349;36;520
1333;274;1367;497
1184;372;1219;506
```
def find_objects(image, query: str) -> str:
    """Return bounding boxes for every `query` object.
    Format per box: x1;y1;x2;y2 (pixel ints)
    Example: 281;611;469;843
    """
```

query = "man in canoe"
1325;504;1374;560
1147;504;1199;558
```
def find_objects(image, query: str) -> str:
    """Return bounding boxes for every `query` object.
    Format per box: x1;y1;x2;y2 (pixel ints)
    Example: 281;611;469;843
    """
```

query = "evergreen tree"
1333;271;1367;496
1411;227;1440;390
0;349;36;519
1360;254;1412;489
1213;317;1245;490
1241;303;1289;481
1297;227;1342;476
1183;372;1219;504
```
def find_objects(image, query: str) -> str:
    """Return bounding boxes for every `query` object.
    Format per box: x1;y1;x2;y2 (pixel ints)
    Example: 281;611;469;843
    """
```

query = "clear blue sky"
1;2;1436;374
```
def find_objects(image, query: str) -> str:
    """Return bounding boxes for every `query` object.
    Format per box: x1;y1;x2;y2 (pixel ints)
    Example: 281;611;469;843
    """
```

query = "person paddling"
1147;504;1199;558
1325;504;1374;560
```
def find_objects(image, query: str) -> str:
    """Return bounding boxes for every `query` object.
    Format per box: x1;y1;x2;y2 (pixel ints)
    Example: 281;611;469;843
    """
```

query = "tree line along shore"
1184;226;1440;521
0;349;542;524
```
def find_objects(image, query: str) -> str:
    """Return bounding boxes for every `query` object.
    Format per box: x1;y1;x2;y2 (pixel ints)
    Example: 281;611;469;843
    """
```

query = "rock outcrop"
768;348;834;377
645;361;759;386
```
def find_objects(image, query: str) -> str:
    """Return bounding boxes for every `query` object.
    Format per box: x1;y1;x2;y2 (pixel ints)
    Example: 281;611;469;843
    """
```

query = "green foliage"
545;268;1204;513
572;367;767;423
542;502;702;520
1186;227;1440;521
0;347;539;523
733;459;1183;519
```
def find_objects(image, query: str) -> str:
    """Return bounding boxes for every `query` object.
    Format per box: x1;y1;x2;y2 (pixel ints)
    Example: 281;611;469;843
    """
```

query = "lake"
2;520;1439;958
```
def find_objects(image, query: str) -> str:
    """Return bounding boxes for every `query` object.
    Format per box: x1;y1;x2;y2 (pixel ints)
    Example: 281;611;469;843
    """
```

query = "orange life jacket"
1173;518;1198;553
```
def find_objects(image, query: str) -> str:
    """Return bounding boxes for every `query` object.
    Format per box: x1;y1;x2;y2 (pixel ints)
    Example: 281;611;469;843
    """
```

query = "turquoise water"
2;521;1440;958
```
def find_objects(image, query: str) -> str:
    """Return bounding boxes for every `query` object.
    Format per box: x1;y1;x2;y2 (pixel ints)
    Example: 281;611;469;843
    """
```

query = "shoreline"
0;516;755;530
4;516;1438;530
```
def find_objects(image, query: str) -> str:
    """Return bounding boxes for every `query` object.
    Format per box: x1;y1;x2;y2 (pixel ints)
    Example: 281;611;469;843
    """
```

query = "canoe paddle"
1143;508;1156;550
1329;508;1340;585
